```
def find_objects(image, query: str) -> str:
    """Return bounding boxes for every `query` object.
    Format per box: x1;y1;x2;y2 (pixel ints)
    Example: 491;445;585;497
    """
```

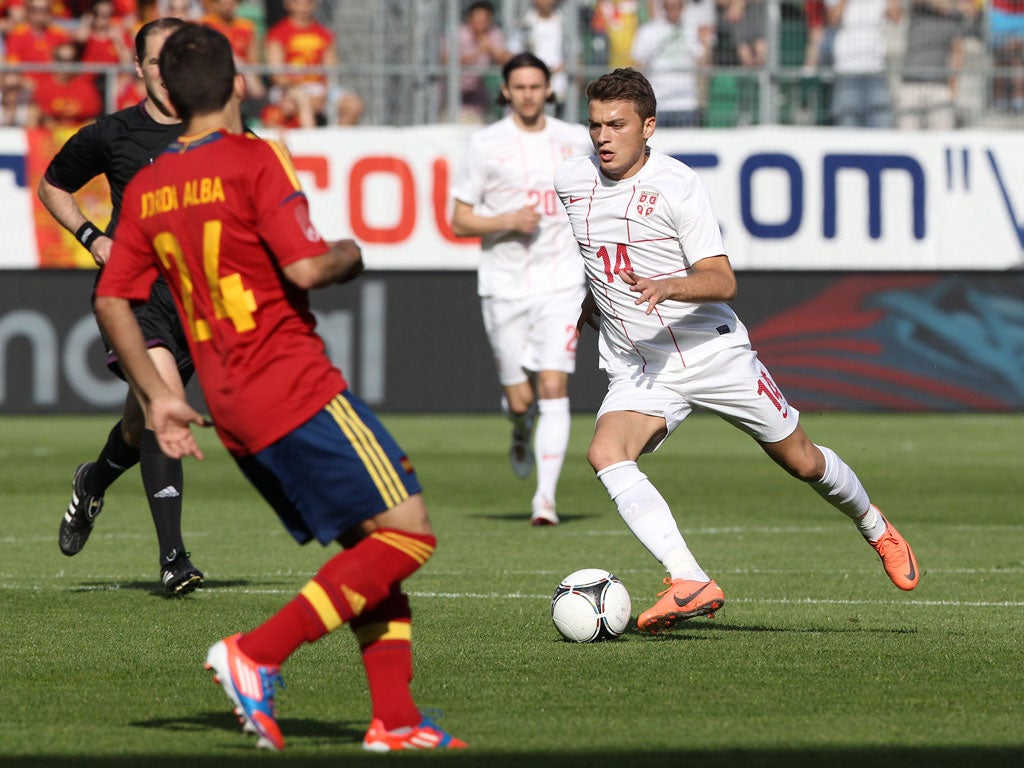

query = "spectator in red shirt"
77;0;134;104
78;0;133;65
200;0;265;103
265;0;363;125
5;0;74;91
33;40;103;126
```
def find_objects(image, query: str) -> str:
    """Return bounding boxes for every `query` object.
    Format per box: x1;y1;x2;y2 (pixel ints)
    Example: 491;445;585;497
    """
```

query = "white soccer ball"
551;568;631;643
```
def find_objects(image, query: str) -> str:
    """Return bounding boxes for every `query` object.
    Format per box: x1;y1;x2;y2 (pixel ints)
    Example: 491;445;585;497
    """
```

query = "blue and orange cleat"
204;633;285;751
637;577;725;634
868;507;920;591
362;715;468;751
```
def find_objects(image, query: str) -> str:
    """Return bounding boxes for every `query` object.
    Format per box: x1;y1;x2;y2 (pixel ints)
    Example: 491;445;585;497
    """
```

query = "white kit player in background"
553;67;920;633
451;52;592;526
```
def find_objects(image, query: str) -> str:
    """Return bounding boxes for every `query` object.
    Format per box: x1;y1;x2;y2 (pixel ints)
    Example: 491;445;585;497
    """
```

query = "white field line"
0;581;1021;608
3;522;1022;546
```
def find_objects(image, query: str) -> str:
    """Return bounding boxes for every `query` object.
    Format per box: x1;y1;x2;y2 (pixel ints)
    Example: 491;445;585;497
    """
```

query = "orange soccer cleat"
868;507;920;591
637;578;725;634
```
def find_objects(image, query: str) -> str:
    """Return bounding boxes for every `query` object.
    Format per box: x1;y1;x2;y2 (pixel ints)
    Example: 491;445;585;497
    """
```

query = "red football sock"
238;529;435;667
237;597;320;665
351;588;419;730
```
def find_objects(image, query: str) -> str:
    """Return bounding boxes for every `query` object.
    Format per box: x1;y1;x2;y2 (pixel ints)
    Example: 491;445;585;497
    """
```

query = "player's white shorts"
481;284;586;386
597;344;800;453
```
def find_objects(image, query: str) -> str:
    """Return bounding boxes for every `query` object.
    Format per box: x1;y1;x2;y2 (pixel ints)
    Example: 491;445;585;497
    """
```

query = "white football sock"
855;504;887;542
533;397;569;508
811;444;883;538
596;461;707;581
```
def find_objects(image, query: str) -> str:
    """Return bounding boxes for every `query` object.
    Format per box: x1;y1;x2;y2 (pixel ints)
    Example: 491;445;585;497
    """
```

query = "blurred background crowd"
0;0;1020;129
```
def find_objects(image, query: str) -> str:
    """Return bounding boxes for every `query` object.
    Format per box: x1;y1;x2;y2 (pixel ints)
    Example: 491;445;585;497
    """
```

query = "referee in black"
38;16;203;595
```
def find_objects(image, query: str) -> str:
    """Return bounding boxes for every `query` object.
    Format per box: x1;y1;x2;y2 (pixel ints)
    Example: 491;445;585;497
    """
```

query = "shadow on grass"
4;747;1022;768
67;578;258;597
131;711;366;743
638;621;920;637
474;512;595;524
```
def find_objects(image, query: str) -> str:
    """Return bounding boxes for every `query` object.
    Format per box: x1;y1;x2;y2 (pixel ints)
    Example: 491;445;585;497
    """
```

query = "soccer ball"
551;568;631;643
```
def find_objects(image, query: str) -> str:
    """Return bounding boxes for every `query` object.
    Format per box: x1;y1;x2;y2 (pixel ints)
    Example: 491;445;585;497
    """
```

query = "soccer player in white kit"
553;68;920;633
451;52;592;526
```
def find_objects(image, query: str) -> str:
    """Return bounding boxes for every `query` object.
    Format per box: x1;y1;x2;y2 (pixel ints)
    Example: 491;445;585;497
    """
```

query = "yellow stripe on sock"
300;580;342;631
371;530;435;565
340;584;367;617
325;396;408;508
353;620;412;648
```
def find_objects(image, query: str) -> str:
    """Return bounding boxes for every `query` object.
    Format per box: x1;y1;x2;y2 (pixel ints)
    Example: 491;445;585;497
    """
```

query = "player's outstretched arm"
282;239;364;290
93;295;208;460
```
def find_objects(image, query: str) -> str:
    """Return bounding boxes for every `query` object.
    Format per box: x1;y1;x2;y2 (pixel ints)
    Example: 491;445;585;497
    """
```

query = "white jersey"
451;115;592;300
553;148;750;375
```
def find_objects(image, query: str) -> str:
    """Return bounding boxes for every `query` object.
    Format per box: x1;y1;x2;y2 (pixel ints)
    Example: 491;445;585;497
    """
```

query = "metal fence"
2;0;1019;128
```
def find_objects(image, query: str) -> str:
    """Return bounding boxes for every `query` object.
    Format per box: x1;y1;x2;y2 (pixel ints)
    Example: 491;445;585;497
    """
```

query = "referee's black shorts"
97;276;195;385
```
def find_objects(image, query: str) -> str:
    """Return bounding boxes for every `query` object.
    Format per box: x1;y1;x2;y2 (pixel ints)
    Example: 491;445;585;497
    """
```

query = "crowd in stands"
450;0;1016;128
0;0;364;128
1;0;1022;130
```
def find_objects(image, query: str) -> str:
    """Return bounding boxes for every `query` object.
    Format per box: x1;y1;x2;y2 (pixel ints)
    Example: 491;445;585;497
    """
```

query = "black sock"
85;420;140;496
139;430;186;563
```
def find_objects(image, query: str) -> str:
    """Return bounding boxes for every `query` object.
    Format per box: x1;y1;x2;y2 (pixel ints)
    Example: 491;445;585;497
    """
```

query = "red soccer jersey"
265;17;333;84
97;130;347;456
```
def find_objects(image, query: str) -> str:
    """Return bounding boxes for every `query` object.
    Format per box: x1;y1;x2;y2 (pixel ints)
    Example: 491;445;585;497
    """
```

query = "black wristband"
74;221;103;251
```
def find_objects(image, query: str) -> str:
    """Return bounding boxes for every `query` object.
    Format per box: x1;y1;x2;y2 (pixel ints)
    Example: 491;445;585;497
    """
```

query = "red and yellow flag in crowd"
26;126;112;269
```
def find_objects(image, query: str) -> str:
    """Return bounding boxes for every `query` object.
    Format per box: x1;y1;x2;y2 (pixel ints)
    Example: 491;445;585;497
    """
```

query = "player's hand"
620;269;669;315
330;238;364;284
576;291;601;337
150;396;211;461
507;204;541;235
91;236;113;267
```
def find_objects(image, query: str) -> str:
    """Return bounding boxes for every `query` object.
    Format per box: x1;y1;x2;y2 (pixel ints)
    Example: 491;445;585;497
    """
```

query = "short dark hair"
503;51;550;84
159;24;236;122
586;68;657;121
465;1;494;17
496;51;555;106
134;16;187;62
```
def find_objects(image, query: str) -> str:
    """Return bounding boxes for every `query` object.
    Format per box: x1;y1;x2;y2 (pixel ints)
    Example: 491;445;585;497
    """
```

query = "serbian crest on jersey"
636;189;659;217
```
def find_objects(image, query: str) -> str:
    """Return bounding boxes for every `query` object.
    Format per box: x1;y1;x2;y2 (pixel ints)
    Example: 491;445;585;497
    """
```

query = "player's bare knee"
587;443;613;472
535;371;569;400
786;449;826;483
368;494;434;537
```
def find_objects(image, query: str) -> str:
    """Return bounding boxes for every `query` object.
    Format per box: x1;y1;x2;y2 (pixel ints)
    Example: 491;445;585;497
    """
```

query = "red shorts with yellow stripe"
234;389;422;545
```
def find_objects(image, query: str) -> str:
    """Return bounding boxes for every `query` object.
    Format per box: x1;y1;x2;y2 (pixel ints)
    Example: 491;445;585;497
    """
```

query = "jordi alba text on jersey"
140;176;226;219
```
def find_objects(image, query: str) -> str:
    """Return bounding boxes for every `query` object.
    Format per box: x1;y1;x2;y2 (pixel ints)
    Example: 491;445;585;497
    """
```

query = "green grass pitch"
0;412;1021;768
